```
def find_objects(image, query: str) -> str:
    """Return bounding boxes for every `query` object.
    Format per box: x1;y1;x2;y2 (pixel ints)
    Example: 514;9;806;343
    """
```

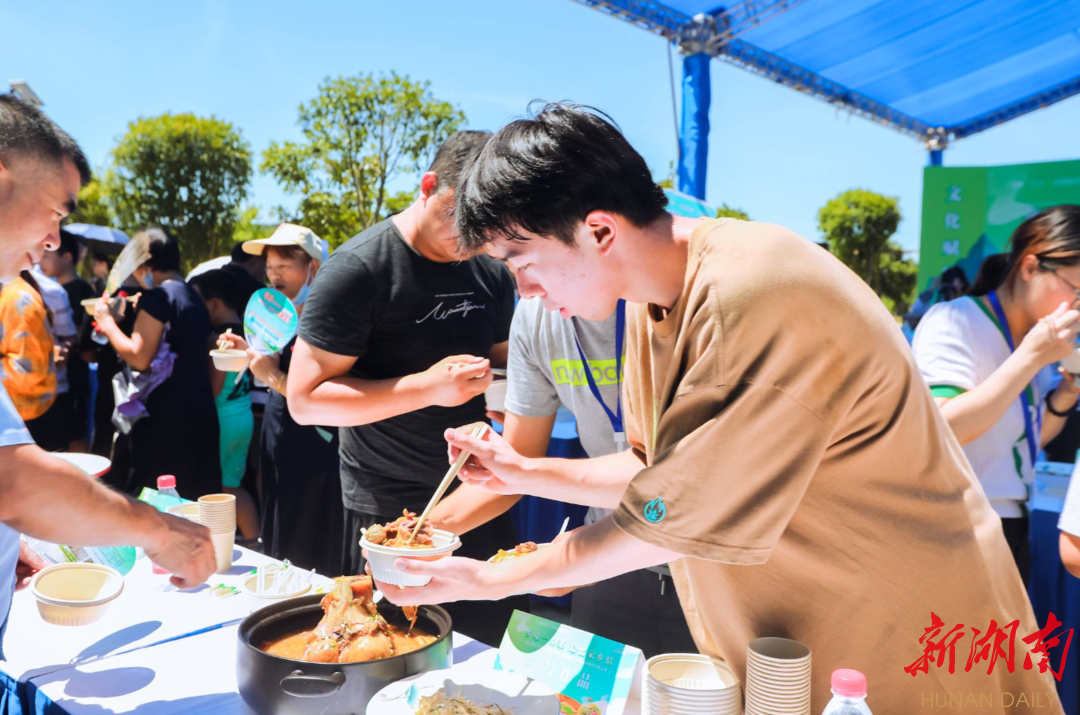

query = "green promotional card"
495;610;643;715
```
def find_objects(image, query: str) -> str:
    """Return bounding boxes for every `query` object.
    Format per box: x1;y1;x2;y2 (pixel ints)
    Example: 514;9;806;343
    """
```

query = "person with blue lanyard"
430;296;697;656
913;205;1080;583
0;94;215;664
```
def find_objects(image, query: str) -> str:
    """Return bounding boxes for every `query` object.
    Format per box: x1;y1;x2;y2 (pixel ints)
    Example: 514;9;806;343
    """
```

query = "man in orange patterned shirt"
0;273;56;420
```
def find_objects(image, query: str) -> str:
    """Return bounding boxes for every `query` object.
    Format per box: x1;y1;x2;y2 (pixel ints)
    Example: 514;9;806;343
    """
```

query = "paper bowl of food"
30;562;124;626
80;297;105;316
367;667;559;715
360;511;460;588
210;348;249;372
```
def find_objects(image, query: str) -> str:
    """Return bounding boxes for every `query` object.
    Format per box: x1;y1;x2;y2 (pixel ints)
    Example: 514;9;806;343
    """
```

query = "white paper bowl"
166;503;201;522
209;349;248;372
361;529;460;587
484;380;508;412
30;562;124;626
242;572;312;612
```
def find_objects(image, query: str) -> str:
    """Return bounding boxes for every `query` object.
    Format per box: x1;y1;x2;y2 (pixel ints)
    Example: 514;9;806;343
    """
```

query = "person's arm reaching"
489;340;509;369
430;412;556;535
932;302;1080;446
286;338;492;427
377;516;681;606
443;425;642;509
95;299;164;373
0;444;216;588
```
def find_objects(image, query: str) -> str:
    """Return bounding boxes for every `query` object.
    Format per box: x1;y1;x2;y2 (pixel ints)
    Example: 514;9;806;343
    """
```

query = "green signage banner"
919;159;1080;292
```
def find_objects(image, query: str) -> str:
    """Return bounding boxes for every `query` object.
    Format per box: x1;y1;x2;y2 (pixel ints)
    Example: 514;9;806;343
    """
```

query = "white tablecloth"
25;626;641;715
2;546;330;687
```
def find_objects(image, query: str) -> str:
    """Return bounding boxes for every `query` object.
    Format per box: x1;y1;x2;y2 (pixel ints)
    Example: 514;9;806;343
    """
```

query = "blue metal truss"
571;0;1080;145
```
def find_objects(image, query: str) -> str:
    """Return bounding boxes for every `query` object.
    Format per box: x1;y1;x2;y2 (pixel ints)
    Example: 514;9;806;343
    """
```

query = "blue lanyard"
572;300;626;450
987;291;1041;467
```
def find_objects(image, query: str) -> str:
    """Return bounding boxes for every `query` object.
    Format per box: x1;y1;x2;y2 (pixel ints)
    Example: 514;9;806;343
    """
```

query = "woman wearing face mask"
94;228;221;499
913;205;1080;582
222;225;344;576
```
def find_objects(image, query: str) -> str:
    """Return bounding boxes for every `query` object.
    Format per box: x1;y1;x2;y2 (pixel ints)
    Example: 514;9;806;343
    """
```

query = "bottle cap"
157;475;176;489
831;669;867;698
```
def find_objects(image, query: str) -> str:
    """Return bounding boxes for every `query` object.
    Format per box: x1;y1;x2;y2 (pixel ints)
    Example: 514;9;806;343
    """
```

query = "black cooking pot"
236;594;452;715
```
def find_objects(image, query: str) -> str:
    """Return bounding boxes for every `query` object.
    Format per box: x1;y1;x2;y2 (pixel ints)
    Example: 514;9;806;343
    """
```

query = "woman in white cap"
222;224;344;576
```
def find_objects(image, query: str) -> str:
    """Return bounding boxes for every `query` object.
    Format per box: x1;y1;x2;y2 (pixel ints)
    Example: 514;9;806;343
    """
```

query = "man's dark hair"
141;227;182;273
189;269;238;311
231;241;259;263
0;94;92;185
455;103;668;252
57;228;81;261
92;252;114;269
427;130;493;195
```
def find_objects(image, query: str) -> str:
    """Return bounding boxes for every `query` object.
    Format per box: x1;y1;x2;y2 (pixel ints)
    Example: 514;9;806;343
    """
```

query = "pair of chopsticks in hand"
405;423;490;544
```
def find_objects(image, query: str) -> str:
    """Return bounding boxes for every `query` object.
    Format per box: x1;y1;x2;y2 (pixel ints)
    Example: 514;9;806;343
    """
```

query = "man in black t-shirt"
289;131;526;645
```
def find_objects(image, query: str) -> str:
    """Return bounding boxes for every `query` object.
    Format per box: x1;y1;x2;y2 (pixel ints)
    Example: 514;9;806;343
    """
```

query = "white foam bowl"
361;529;460;587
30;562;124;626
210;348;248;372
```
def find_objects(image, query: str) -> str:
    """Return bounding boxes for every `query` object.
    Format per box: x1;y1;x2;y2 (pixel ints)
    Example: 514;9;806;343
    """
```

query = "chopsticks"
405;423;489;544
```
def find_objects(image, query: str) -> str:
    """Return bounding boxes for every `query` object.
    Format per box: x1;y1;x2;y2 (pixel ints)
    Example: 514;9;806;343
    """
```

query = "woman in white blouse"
913;205;1080;581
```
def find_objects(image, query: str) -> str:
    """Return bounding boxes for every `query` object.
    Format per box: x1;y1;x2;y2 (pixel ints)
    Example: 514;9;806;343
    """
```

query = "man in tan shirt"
376;103;1065;713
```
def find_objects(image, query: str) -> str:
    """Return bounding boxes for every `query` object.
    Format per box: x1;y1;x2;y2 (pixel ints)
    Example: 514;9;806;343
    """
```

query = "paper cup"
745;638;811;715
198;494;237;534
211;531;235;573
361;529;460;587
747;637;811;663
210;349;249;372
1062;349;1080;374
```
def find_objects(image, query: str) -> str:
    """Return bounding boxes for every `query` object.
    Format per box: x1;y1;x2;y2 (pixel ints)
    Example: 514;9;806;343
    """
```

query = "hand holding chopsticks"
405;423;490;543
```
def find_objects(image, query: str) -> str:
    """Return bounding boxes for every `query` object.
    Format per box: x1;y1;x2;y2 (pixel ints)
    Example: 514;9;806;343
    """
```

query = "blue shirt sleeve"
0;381;32;447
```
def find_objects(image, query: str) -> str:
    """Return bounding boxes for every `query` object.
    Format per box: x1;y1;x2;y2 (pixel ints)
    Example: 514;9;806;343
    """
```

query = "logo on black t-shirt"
416;291;487;324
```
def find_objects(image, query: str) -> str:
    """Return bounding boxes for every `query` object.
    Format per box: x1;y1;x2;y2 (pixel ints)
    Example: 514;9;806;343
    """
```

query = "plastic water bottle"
155;475;183;511
822;669;873;715
151;475;182;573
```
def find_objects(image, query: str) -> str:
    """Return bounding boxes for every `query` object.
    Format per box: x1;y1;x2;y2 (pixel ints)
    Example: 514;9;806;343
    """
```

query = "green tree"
231;206;277;245
105;113;252;267
66;176;114;227
262;71;464;248
817;188;916;315
716;203;749;220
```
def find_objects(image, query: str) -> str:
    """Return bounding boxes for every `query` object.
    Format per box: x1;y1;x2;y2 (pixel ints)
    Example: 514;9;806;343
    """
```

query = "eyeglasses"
1040;262;1080;309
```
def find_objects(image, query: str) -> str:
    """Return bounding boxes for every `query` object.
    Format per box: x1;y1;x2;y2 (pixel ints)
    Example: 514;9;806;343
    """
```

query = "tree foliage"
817;188;917;315
716;203;750;221
67;177;114;227
104;113;252;267
262;71;464;247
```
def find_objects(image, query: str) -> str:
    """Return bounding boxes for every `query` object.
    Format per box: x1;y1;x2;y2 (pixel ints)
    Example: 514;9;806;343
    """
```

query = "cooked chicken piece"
303;575;385;662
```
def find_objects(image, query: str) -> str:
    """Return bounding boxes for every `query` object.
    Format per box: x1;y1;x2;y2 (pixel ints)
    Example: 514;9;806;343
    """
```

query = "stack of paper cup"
642;653;742;715
198;494;236;574
745;637;812;715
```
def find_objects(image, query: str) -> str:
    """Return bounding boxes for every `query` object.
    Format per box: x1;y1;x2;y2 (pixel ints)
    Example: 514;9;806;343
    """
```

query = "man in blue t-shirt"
0;95;216;656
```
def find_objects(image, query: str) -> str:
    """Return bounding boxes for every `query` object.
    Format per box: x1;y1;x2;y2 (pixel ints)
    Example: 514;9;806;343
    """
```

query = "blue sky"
2;0;1078;254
